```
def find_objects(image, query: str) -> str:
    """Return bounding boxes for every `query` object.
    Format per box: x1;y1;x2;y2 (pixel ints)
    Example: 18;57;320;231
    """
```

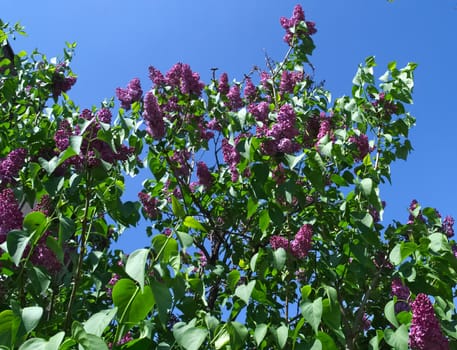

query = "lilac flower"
33;195;52;217
30;232;62;275
143;91;165;139
226;85;243;111
138;192;159;219
0;148;27;183
0;188;23;242
222;139;240;181
408;199;425;224
52;69;77;99
290;224;313;259
96;108;112;124
196;161;213;189
362;313;371;331
409;293;449;350
207;118;222;131
171;150;191;178
148;66;166;86
248;102;269;123
270;235;289;250
54;120;72;152
165;63;204;96
218;73;229;95
280;4;317;45
116;78;143;110
442;216;455;238
280;71;295;95
244;78;256;101
317;114;331;141
391;278;411;313
260;71;271;91
106;273;120;298
349;133;370;161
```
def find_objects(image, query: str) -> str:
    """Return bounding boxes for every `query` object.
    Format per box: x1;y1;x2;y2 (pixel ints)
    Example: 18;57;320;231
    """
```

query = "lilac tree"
0;5;456;350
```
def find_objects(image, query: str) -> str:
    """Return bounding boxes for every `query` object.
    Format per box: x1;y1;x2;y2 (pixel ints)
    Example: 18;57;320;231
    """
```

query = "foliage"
0;6;456;350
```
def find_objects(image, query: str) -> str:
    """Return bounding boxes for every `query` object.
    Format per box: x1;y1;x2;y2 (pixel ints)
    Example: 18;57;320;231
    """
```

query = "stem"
64;171;93;331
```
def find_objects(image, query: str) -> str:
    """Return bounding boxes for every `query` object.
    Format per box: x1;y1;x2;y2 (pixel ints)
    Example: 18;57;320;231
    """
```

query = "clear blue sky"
3;1;457;252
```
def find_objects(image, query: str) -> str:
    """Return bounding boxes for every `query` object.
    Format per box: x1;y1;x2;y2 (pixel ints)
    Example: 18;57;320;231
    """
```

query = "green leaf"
227;270;240;291
300;297;323;334
71;321;108;350
259;210;270;234
384;300;399;328
0;310;20;347
369;330;384;350
27;266;51;295
273;324;288;349
83;308;117;337
284;153;306;170
152;235;180;273
254;324;268;346
228;322;248;350
6;230;31;266
247;197;259;219
18;332;65;350
112;279;155;324
151;280;172;324
273;248;287;271
176;231;193;250
20;306;43;334
172;196;185;218
359;178;373;196
213;325;230;349
125;248;149;291
235;280;256;304
316;331;338;350
429;232;448;253
173;320;208;350
384;324;408;350
23;211;47;233
183;216;207;232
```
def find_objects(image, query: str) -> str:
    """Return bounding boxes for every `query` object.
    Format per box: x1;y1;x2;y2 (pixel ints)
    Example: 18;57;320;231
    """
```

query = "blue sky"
3;1;457;252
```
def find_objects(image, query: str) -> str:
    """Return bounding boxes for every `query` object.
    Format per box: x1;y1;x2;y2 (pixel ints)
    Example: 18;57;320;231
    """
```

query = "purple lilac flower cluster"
165;63;204;96
0;188;23;242
171;150;191;179
196;161;213;189
0;148;27;185
407;199;425;224
54;109;134;170
116;78;143;110
29;231;62;275
218;73;230;95
32;194;53;217
226;85;243;111
138;192;159;219
143;91;165;139
442;216;455;238
244;78;256;101
106;273;120;298
349;133;371;161
391;278;411;313
280;4;317;45
260;104;300;155
279;70;303;95
222;139;241;182
51;64;77;99
108;331;133;349
270;224;313;259
409;293;449;350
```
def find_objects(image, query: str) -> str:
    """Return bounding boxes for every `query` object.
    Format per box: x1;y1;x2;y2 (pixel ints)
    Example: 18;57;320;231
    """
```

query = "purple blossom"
279;71;295;95
226;85;243;111
171;150;191;178
442;216;455;238
54;120;72;152
362;313;371;331
148;66;166;86
0;188;23;242
408;199;425;224
207;118;222;131
138;192;159;219
116;78;143;110
165;63;204;96
260;71;271;91
270;235;289;250
196;161;212;188
30;232;62;275
0;148;27;184
143;91;165;139
222;139;240;181
52;69;77;99
248;102;269;123
96;108;112;124
349;133;370;161
409;293;449;350
280;4;317;45
290;224;313;259
33;195;52;217
317;115;331;141
244;78;256;101
218;73;229;95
